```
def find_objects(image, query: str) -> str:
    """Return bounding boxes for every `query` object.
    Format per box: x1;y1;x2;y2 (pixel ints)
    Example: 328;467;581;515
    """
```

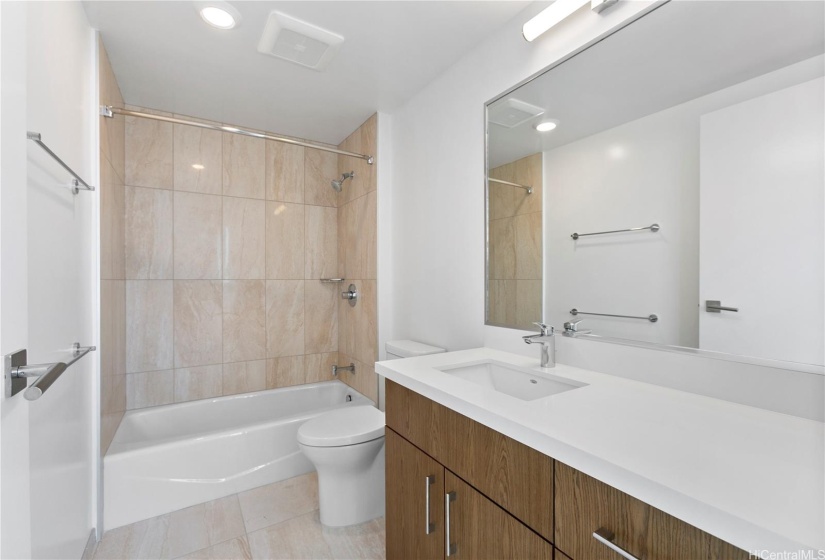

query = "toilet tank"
379;340;446;411
385;340;446;360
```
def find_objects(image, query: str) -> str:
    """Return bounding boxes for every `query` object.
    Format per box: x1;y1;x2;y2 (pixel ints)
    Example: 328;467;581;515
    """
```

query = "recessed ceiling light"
192;164;205;170
535;120;559;132
196;2;241;30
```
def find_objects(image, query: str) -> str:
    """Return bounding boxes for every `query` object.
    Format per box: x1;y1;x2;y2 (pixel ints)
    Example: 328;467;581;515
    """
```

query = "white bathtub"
104;381;372;530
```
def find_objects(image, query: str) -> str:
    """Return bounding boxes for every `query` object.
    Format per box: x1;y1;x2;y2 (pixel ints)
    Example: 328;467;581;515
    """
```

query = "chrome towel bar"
27;132;95;194
571;223;659;240
570;309;658;323
4;343;96;400
488;177;532;194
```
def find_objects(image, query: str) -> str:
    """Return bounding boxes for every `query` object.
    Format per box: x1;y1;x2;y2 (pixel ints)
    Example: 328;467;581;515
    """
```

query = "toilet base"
299;437;385;527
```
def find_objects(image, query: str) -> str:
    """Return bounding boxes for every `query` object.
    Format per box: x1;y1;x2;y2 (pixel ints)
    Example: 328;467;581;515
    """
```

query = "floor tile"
238;473;319;532
246;512;332;560
323;517;386;560
93;515;169;560
165;495;246;559
176;536;252;560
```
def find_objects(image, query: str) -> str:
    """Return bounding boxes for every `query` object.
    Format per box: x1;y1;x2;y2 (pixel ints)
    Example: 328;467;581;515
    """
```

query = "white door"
699;77;825;365
1;3;97;558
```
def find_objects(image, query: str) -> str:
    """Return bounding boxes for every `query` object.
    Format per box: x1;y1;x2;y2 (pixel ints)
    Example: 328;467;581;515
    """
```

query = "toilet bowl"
297;405;386;527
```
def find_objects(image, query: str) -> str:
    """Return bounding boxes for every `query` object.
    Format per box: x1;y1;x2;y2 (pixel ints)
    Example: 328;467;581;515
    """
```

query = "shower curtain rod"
488;177;532;194
100;106;374;165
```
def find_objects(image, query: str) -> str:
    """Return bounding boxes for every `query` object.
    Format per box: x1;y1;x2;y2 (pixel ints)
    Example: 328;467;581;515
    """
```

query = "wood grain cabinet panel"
386;429;445;560
554;462;748;560
445;471;553;560
555;548;573;560
386;380;554;541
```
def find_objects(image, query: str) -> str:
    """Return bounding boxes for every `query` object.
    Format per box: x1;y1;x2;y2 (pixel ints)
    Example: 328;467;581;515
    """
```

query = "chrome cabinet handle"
425;475;435;535
593;528;640;560
445;491;457;556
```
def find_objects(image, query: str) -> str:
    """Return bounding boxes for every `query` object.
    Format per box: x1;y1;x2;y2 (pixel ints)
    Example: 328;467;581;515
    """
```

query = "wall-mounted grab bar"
488;177;532;194
27;132;95;194
4;343;96;400
571;223;659;240
570;309;658;323
101;106;374;165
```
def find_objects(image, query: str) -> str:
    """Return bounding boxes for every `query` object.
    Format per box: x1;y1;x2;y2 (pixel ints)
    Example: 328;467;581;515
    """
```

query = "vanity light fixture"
523;0;617;42
196;1;241;30
535;120;559;132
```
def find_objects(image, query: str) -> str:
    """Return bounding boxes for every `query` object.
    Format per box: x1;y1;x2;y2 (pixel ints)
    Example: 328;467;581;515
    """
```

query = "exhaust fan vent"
257;11;344;71
488;98;545;128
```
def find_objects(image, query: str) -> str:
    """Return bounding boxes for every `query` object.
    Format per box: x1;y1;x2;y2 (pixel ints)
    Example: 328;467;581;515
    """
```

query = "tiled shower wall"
99;41;127;454
488;153;542;329
123;109;378;408
337;116;378;402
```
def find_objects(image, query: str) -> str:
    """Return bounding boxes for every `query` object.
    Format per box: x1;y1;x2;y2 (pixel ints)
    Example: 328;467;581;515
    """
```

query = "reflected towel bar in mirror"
489;177;532;194
570;309;658;323
571;223;659;240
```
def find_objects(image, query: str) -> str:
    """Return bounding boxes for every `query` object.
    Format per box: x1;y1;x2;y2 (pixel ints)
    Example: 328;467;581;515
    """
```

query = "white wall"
385;0;658;353
1;3;33;558
1;2;98;558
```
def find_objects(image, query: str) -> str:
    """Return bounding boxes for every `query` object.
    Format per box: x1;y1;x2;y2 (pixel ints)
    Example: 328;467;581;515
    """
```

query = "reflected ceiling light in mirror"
523;0;617;42
192;164;205;170
196;2;241;30
535;120;559;132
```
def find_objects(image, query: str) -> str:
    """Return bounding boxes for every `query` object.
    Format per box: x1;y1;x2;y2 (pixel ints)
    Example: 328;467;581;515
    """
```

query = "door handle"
425;475;435;535
705;300;739;313
445;491;457;556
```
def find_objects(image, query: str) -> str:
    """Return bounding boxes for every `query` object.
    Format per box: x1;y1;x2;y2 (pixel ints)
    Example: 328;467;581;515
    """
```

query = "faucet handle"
533;322;553;336
564;319;583;332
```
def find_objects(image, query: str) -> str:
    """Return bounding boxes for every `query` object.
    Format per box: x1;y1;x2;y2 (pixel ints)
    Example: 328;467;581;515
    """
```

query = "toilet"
297;340;445;527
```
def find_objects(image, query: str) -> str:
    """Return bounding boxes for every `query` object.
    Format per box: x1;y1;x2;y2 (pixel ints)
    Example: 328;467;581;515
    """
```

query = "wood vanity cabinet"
385;380;748;560
386;429;552;560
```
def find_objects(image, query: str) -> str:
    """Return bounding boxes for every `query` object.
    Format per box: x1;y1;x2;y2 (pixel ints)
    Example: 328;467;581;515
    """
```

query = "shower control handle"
341;284;358;307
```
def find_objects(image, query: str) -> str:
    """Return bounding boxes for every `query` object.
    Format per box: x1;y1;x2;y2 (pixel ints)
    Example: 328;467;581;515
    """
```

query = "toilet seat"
298;405;385;447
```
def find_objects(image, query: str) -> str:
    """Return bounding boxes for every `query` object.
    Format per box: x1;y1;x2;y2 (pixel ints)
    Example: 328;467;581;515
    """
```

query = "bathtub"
104;381;372;530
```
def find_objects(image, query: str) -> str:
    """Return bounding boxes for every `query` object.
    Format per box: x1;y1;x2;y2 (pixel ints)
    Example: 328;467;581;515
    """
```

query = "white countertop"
375;348;825;553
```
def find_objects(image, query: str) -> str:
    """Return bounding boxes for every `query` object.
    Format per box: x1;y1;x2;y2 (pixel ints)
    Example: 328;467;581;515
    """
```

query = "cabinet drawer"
386;380;554;541
555;462;748;560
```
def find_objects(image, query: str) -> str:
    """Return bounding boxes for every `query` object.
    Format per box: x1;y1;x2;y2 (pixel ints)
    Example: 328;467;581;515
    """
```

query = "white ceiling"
488;1;825;167
84;1;530;145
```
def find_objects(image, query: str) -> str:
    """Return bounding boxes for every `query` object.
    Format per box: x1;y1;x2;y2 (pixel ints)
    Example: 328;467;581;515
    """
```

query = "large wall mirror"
485;1;825;369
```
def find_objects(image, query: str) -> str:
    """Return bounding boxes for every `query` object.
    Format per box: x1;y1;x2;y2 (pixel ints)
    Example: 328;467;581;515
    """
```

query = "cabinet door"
445;471;553;560
386;429;445;560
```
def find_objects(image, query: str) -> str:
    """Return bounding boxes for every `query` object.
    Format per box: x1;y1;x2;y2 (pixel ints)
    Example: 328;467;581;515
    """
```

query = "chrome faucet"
523;322;555;368
563;319;591;336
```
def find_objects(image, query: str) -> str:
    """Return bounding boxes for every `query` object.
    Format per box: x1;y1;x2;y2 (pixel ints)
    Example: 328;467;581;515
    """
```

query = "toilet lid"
298;405;385;447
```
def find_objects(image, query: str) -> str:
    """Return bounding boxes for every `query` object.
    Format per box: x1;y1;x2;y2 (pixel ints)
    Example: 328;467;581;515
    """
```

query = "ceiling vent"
488;98;545;128
257;11;344;71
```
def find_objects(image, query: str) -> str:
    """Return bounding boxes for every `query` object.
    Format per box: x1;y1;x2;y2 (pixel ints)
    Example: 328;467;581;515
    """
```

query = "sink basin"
437;360;585;401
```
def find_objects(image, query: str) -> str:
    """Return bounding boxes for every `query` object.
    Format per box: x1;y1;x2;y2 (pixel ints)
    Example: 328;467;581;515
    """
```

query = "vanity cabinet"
386;428;552;560
385;380;749;560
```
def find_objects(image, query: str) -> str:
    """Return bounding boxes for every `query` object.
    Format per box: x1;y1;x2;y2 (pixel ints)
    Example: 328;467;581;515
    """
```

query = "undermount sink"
437;360;585;401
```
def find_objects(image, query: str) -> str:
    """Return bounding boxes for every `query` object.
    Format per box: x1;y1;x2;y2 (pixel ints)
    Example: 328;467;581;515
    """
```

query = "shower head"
331;171;355;192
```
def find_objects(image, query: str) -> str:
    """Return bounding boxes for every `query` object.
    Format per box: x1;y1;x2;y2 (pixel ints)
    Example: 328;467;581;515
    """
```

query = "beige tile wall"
488;153;542;329
123;109;379;408
100;41;127;455
337;115;378;402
